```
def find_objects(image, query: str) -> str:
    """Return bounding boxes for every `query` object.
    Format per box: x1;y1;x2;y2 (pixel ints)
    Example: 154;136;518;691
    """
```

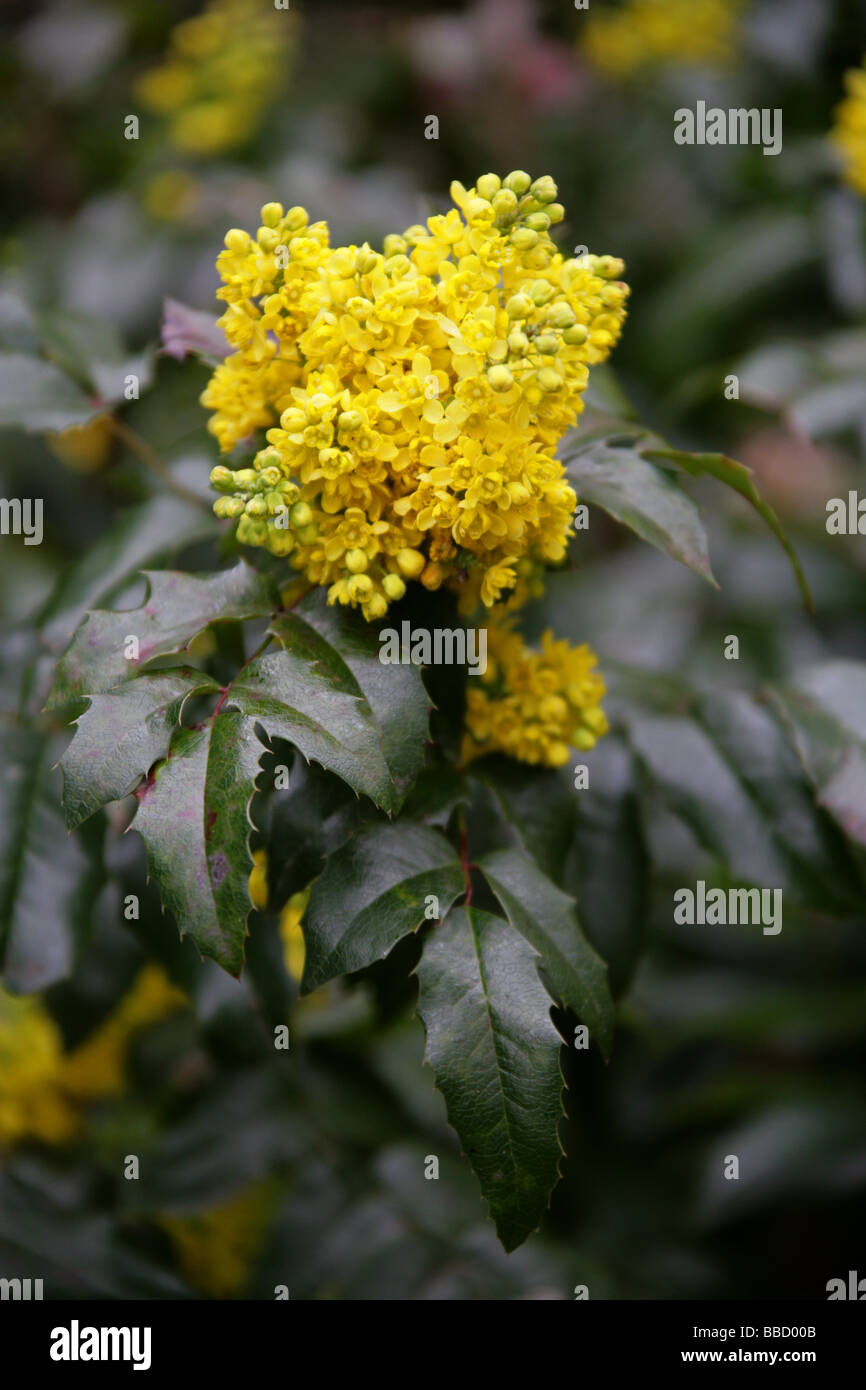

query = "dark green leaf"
562;434;716;586
0;727;102;990
133;710;264;975
478;847;615;1057
416;905;564;1252
49;560;278;705
645;446;812;611
767;661;866;852
301;822;465;993
60;669;219;830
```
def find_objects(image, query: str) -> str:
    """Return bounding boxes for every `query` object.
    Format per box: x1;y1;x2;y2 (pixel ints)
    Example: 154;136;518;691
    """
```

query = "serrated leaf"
300;822;465;993
478;847;614;1058
767;661;866;851
49;561;278;706
133;710;264;975
645;446;812;611
60;669;219;830
416;905;563;1252
0;727;102;990
617;684;861;911
38;493;218;654
0;351;99;432
234;594;430;814
562;434;716;586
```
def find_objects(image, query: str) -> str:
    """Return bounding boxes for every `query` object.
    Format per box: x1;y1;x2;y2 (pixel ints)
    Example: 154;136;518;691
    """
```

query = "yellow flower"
461;617;608;768
279;889;310;983
582;0;743;79
831;60;866;197
158;1181;278;1298
60;966;188;1100
135;0;297;158
203;174;629;619
248;848;269;910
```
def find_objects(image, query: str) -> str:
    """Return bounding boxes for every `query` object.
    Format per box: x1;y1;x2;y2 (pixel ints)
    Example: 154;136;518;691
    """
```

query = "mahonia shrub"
49;172;809;1252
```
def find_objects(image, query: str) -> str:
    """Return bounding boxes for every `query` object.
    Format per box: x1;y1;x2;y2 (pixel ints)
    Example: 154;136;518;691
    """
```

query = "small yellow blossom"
202;173;629;620
461;617;608;768
831;59;866;196
582;0;743;79
135;0;297;158
279;889;309;982
158;1181;278;1298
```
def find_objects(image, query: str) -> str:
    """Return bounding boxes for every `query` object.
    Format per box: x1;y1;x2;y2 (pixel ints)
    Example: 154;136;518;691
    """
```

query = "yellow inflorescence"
462;619;608;768
831;60;866;196
0;967;187;1147
582;0;742;79
202;172;629;619
135;0;296;157
158;1181;278;1298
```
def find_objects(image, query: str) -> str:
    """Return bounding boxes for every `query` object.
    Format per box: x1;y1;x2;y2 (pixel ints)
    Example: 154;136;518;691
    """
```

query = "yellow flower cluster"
203;172;628;619
831;59;866;196
135;0;296;157
462;620;608;768
582;0;742;78
158;1181;278;1298
0;967;186;1147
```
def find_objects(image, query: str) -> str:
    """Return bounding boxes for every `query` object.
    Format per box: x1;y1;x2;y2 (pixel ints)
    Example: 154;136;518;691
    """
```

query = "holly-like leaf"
0;727;102;990
562;434;716;586
134;710;264;976
645;446;812;611
235;592;430;815
49;561;279;706
37;493;219;655
300;822;465;994
416;905;564;1252
0;351;99;432
478;847;614;1058
60;669;219;830
767;661;866;852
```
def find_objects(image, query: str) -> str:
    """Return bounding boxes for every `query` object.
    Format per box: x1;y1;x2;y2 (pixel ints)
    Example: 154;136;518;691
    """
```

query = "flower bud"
487;365;514;391
296;523;319;546
510;228;538;251
290;500;313;529
420;562;444;590
536;368;563;392
363;592;388;620
572;728;597;751
382;573;406;601
476;173;501;200
546;203;565;224
506;292;533;319
529;175;558;204
260;202;284;228
210;465;235;492
503;170;531;194
492;188;518;219
345;547;369;573
347;573;373;600
535;333;559;355
562;323;589;345
396;548;426;579
224;229;249;252
525;211;551;232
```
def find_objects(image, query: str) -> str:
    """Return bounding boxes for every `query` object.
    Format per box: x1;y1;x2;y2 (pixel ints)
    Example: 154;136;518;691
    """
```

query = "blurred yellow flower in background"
831;59;866;196
158;1181;279;1298
582;0;743;79
135;0;297;158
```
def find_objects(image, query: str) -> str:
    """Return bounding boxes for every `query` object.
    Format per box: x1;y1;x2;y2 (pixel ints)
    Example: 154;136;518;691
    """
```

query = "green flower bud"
260;202;284;228
476;173;501;200
338;410;362;433
546;203;565;224
246;495;268;517
214;496;245;519
233;469;258;489
290;500;313;529
510;227;538;251
529;175;558;204
525;211;551;233
257;227;279;252
530;281;554;305
503;170;531;194
491;188;518;219
548;303;576;328
507;329;530;354
506;293;533;319
383;234;407;256
296;523;318;546
535;334;559;355
210;465;235;492
562;323;589;345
